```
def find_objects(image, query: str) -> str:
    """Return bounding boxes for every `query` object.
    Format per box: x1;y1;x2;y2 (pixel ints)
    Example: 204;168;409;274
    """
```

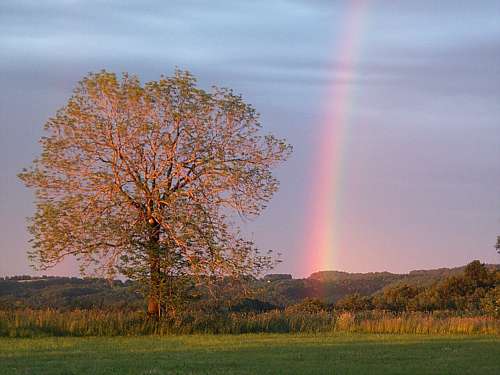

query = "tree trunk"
147;221;161;318
147;253;160;317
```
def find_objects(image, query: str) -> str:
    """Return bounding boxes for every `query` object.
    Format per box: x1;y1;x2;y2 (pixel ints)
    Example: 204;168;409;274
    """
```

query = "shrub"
286;298;328;313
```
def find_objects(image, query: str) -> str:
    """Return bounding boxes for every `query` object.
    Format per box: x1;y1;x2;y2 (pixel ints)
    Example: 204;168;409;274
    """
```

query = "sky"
1;0;499;278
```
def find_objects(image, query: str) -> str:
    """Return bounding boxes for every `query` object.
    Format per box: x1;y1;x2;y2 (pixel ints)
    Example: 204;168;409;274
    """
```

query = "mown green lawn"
0;334;499;374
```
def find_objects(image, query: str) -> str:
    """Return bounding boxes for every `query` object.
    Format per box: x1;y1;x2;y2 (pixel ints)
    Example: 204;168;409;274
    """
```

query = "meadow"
1;309;498;337
1;333;499;374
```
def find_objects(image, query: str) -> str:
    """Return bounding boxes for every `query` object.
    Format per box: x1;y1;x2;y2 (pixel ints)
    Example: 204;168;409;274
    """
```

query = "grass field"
1;334;499;374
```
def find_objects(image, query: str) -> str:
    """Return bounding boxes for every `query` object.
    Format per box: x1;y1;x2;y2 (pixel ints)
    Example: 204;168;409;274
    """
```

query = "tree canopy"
19;70;291;314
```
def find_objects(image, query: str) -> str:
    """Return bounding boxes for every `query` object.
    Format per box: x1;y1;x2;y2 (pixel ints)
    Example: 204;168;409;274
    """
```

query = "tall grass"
0;309;498;337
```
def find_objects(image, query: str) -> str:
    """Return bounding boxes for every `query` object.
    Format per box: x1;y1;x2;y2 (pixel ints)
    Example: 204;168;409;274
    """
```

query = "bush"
481;286;500;318
286;298;328;313
229;298;277;313
336;293;373;311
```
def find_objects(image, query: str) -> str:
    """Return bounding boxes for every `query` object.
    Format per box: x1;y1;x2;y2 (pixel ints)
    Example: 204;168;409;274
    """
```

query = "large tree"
19;70;291;315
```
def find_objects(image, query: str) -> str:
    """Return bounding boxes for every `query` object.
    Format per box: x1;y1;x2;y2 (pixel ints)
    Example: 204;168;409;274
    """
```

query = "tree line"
335;261;499;317
1;261;498;318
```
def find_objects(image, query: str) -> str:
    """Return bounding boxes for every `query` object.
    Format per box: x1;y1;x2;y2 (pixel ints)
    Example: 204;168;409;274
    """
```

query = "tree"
373;285;421;312
496;236;500;254
335;293;373;311
286;298;328;313
19;70;291;316
481;285;500;318
463;260;489;287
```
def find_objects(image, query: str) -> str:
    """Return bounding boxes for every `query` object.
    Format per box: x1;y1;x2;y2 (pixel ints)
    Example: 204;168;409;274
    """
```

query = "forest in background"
1;260;498;337
1;261;498;316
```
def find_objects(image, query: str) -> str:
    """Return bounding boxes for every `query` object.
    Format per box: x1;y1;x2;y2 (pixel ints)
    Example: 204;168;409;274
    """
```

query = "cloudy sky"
1;0;499;277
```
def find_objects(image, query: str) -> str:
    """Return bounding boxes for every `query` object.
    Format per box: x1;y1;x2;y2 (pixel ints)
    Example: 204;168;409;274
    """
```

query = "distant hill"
302;264;500;303
1;263;498;309
0;277;143;310
309;270;397;282
310;264;500;285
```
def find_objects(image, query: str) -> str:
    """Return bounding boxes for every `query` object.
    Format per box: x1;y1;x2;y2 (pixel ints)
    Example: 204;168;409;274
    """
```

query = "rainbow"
303;1;369;276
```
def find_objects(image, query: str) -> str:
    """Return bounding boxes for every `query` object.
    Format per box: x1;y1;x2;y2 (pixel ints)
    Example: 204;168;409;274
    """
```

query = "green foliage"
464;260;491;285
1;261;499;338
336;293;373;311
285;298;328;314
481;286;500;318
0;277;142;310
262;274;292;282
1;261;498;315
369;261;499;313
228;298;277;313
373;285;421;312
